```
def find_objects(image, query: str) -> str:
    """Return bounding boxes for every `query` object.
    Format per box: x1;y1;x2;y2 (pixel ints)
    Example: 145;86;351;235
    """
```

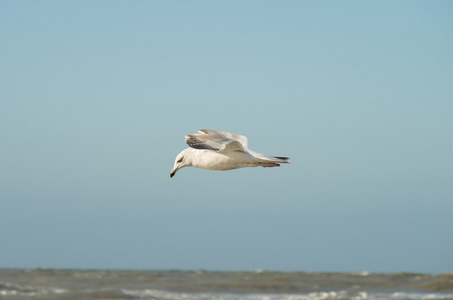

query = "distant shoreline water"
1;269;452;300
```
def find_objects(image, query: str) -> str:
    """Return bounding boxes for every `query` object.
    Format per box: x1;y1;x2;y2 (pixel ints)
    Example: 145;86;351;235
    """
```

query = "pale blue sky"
1;1;452;273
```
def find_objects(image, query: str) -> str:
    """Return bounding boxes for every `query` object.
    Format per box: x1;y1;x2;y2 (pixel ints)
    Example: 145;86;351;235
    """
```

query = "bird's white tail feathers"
271;156;291;164
249;150;291;164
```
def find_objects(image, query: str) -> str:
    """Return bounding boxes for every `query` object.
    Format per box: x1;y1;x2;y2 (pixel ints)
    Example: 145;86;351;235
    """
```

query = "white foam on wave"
0;280;67;296
2;280;452;300
120;289;453;300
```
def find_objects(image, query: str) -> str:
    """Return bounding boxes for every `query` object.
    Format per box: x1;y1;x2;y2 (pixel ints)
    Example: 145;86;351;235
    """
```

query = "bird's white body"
181;148;257;170
170;129;290;178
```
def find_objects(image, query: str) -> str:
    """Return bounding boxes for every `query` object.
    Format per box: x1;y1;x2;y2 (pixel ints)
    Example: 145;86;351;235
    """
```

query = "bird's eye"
177;157;184;163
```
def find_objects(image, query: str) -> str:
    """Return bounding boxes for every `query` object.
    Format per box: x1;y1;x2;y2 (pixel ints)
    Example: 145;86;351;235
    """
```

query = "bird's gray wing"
185;132;246;153
198;129;248;148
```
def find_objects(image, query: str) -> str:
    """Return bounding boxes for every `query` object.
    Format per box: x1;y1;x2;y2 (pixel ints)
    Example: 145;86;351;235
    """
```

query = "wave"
0;280;67;296
2;282;453;300
122;289;453;300
1;270;453;300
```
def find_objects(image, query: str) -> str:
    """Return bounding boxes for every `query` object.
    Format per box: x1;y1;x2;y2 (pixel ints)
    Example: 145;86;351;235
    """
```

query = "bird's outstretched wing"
185;130;247;153
198;129;248;148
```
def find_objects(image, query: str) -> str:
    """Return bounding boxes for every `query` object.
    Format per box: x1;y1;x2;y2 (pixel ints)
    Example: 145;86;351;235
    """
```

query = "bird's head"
170;149;191;178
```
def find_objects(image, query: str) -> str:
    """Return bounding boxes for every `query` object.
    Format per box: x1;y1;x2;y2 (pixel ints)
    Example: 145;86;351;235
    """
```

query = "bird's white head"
170;149;192;178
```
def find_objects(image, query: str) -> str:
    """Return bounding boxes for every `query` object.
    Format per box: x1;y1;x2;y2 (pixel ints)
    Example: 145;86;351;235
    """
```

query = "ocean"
1;269;452;300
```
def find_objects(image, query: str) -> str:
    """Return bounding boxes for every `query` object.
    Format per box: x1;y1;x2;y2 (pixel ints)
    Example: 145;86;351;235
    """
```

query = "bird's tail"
249;150;291;164
271;156;291;164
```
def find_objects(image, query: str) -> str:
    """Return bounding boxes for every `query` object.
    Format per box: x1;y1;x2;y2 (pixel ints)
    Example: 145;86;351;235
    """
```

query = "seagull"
170;129;291;178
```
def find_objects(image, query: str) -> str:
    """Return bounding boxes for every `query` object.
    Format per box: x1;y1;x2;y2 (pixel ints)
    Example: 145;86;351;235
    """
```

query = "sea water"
1;269;452;300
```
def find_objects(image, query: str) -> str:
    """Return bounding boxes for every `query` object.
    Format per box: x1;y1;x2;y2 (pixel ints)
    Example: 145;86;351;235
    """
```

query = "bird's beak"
170;162;184;178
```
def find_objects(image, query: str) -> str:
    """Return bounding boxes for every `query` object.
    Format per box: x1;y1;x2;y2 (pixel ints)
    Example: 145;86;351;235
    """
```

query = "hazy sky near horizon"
1;1;452;273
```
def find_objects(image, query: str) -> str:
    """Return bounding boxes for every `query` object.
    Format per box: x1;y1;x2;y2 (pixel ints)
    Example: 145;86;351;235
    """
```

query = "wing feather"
198;129;248;148
185;132;246;153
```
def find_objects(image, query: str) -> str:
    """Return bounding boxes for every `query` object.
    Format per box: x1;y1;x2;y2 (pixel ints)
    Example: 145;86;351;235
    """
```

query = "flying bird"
170;129;291;178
